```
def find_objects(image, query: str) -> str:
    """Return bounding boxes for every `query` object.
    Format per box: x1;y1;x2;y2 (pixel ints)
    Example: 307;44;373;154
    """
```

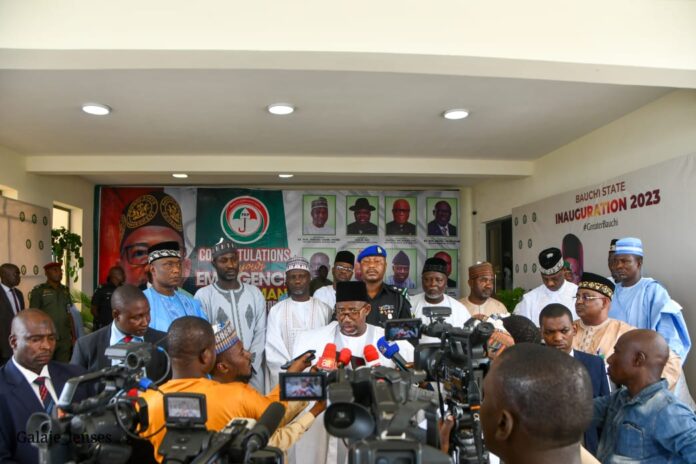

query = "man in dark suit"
1;264;25;365
71;284;168;385
540;303;610;456
0;309;89;463
427;200;457;237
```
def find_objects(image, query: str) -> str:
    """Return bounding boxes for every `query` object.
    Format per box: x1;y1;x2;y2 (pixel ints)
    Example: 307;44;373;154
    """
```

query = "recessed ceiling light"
172;173;188;179
82;103;112;116
267;103;295;115
278;173;294;178
443;109;470;120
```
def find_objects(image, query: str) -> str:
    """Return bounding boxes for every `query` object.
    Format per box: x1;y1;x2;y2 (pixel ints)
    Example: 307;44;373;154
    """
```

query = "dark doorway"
486;217;513;292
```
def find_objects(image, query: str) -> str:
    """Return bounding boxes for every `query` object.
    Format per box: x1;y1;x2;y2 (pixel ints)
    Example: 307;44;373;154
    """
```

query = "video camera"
28;342;159;464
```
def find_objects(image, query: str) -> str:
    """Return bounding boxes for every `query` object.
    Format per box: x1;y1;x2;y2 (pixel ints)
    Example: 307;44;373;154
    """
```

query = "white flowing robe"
513;280;578;326
265;297;333;390
194;282;267;393
290;321;415;464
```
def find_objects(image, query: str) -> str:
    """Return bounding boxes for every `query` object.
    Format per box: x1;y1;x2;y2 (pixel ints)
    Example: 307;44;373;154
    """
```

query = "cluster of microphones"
310;337;409;373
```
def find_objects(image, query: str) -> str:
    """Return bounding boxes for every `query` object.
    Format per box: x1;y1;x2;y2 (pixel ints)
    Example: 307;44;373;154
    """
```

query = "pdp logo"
220;196;270;244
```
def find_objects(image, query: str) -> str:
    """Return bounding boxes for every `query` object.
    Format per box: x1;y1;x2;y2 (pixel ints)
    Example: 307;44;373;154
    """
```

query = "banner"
512;153;696;325
97;188;461;308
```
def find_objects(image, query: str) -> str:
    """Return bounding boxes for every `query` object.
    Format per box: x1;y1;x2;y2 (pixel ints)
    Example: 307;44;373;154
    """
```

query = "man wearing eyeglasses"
386;198;416;236
117;191;190;289
572;272;681;391
313;251;355;309
291;281;414;464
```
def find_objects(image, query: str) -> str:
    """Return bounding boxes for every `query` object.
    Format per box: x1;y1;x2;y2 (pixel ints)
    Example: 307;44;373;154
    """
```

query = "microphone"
376;337;409;372
338;348;352;368
243;402;286;455
317;343;337;372
363;345;381;367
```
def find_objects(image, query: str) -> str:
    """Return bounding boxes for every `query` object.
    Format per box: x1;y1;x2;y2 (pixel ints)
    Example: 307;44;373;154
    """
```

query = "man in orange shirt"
140;316;316;462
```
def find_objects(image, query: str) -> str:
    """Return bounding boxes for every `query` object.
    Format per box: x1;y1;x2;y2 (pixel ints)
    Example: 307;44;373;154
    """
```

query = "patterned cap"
119;191;184;247
609;238;618;253
286;256;310;273
538;247;564;275
578;272;615;299
148;241;181;264
211;239;237;260
214;321;240;355
469;262;494;279
357;245;387;262
423;257;447;275
311;197;329;210
615;237;643;257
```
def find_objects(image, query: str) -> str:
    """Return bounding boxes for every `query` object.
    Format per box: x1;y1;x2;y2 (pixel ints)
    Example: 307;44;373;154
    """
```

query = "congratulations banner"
97;188;461;308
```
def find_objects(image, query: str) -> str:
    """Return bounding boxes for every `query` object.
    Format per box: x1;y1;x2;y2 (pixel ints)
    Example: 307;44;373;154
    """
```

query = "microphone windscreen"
363;345;380;363
376;336;399;358
338;348;352;366
256;402;286;437
322;343;337;358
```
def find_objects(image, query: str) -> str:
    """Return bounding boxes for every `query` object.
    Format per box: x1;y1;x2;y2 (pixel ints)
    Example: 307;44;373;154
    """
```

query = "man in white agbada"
514;247;578;326
313;250;355;309
411;257;470;337
265;256;333;390
194;239;267;392
291;281;415;464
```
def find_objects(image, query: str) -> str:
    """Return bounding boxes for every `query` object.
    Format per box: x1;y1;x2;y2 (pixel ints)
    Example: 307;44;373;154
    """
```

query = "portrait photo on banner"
385;248;417;291
302;247;336;280
426;248;458;289
385;196;417;236
345;195;379;236
302;194;336;236
426;197;458;237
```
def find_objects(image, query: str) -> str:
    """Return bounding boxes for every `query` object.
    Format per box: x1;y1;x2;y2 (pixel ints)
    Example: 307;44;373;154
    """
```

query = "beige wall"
0;146;95;294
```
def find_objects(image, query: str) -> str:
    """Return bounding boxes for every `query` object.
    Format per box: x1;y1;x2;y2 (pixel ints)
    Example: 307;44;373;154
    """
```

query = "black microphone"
243;402;286;455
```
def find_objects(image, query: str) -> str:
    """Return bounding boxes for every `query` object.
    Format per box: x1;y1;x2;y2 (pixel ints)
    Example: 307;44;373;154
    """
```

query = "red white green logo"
220;196;270;244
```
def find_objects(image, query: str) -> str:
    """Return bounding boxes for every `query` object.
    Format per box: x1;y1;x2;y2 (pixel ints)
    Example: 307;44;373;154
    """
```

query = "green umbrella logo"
220;196;270;245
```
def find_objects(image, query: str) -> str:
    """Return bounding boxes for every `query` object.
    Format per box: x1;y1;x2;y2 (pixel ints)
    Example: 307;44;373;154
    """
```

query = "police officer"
358;246;411;326
29;262;74;362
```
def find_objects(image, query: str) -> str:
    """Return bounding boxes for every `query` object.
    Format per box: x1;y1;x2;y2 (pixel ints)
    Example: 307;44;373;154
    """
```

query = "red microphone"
363;345;381;368
317;343;337;371
338;348;352;368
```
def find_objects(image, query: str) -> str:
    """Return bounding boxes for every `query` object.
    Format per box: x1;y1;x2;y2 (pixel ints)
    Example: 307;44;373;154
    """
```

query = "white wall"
0;146;95;294
472;88;696;382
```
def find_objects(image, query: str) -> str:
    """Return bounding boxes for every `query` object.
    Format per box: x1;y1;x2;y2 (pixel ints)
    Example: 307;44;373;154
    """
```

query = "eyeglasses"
573;294;606;303
335;307;364;319
334;265;353;273
122;243;150;265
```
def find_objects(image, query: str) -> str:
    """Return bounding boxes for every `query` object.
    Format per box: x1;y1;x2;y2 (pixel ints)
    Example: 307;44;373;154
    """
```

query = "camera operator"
291;281;415;464
480;343;599;464
210;321;326;451
0;309;90;463
139;316;315;462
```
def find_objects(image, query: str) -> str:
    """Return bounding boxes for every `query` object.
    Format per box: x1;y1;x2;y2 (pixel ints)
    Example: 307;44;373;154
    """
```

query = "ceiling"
1;69;670;159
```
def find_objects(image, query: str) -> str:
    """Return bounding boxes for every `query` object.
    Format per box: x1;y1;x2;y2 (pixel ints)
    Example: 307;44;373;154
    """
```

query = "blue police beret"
357;245;387;262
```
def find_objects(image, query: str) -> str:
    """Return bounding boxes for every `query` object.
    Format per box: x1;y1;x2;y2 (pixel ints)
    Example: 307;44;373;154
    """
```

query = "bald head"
112;284;147;312
608;329;670;391
0;263;20;287
10;309;57;373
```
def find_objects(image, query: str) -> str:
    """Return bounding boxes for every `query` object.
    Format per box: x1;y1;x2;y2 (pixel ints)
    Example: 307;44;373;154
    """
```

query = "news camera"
28;342;161;464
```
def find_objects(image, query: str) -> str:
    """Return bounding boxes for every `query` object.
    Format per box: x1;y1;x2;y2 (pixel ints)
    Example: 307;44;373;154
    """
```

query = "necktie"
33;376;53;412
441;225;449;237
11;288;21;315
122;335;133;343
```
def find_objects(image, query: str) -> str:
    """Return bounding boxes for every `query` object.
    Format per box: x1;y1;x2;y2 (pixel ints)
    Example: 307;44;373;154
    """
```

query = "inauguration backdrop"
97;188;461;308
512;153;696;308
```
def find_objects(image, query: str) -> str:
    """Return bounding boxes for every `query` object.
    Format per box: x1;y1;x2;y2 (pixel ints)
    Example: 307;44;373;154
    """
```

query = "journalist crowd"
2;230;696;463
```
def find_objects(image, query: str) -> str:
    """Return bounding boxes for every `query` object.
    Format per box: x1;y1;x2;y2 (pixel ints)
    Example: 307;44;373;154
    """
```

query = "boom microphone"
317;343;338;371
363;345;381;367
377;337;410;372
243;402;286;455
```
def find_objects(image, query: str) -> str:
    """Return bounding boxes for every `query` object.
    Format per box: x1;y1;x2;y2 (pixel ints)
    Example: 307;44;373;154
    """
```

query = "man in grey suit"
0;264;24;365
71;285;169;384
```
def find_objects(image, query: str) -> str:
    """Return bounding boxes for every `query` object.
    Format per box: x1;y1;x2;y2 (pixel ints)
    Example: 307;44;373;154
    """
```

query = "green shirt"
29;282;74;344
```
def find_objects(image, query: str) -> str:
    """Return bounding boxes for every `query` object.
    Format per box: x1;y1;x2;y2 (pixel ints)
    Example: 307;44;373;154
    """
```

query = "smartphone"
280;349;316;370
279;372;326;401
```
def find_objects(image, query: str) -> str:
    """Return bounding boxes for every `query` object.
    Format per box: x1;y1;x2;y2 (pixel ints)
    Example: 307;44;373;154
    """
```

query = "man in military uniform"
347;197;378;235
29;262;74;362
385;199;416;236
90;266;125;330
358;245;411;326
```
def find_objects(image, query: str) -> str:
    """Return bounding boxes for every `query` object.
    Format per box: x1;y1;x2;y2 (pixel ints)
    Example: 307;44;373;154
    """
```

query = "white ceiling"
0;69;670;166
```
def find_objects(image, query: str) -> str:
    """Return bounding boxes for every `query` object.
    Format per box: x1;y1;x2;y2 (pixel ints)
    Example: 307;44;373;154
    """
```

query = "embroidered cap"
469;262;494;279
422;257;448;275
311;197;329;210
578;272;615;299
148;241;181;264
538;247;564;276
286;256;310;273
211;239;237;260
614;237;643;257
214;321;240;355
